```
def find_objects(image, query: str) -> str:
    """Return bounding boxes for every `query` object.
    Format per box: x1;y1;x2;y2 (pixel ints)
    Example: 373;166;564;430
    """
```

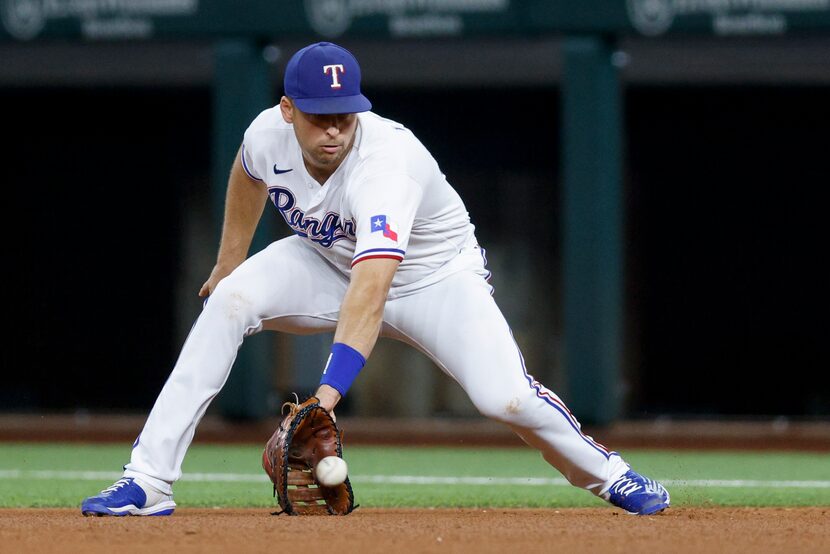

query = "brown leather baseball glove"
262;395;355;515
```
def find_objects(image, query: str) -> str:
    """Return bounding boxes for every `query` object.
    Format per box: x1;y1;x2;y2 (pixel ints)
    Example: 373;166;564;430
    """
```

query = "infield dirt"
1;507;827;554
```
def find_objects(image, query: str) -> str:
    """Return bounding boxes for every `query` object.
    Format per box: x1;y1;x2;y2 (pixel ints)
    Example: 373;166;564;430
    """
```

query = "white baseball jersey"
240;108;480;294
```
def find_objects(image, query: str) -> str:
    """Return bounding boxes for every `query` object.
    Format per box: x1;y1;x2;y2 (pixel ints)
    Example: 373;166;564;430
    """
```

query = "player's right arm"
199;145;269;297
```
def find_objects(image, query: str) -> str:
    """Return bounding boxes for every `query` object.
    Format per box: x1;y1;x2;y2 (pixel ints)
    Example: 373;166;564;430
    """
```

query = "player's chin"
315;150;343;165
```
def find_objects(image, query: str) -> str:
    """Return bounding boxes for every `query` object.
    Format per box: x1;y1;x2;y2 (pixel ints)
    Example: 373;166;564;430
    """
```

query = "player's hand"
314;384;342;420
198;262;237;297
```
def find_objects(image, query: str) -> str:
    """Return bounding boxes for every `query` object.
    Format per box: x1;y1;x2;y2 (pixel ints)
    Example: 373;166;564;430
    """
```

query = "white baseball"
315;455;348;487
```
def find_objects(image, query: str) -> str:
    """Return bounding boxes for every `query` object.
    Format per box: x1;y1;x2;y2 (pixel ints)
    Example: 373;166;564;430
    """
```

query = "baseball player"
81;41;669;517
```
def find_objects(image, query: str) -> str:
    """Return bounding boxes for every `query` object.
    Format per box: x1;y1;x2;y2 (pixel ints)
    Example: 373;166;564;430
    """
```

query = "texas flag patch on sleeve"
371;214;398;242
351;214;406;267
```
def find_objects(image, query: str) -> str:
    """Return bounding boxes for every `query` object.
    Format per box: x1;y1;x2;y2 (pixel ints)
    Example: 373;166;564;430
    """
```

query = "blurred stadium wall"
1;1;828;422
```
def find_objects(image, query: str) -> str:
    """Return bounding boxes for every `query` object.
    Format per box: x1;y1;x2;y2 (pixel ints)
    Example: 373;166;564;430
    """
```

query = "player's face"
280;96;358;182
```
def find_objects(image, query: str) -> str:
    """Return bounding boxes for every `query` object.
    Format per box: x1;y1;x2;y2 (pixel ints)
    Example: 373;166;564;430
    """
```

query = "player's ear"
280;96;295;124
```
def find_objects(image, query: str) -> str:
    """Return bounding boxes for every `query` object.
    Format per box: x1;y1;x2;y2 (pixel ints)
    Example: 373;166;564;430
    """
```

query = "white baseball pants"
125;235;629;496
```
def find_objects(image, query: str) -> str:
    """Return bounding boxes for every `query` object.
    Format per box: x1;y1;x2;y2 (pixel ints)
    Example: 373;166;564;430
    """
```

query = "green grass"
0;443;828;509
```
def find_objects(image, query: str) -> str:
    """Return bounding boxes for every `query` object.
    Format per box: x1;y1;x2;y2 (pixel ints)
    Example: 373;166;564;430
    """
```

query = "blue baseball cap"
283;42;372;115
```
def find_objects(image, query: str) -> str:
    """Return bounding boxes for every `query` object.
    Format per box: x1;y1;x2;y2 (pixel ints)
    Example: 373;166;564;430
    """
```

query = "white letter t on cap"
323;64;345;89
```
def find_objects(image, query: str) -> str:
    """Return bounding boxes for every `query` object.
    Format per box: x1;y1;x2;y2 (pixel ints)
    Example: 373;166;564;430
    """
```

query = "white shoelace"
101;478;131;494
611;477;643;496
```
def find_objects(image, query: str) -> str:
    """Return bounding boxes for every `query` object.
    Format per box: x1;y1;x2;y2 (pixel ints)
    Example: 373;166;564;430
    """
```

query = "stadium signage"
1;0;197;40
627;0;830;36
4;0;830;41
304;0;510;38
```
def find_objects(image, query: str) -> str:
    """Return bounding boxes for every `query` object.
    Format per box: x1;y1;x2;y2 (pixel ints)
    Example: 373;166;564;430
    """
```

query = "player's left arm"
315;257;399;411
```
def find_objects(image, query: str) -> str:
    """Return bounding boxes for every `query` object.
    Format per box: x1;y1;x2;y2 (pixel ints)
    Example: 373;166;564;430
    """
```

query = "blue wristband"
320;342;366;397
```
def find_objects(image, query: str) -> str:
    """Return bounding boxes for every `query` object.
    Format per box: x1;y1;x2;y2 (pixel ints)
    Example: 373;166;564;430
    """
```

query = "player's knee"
472;389;542;425
204;281;259;326
471;395;520;422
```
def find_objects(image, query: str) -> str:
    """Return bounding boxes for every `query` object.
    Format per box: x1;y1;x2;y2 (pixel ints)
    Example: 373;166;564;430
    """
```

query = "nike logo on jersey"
267;186;356;248
273;164;293;175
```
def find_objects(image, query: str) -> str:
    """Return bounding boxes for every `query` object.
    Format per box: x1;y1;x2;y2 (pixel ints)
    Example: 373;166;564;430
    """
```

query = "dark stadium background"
3;51;828;418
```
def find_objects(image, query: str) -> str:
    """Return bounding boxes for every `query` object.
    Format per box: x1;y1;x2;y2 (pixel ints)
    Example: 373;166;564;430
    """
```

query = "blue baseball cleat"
602;469;671;515
81;477;176;516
